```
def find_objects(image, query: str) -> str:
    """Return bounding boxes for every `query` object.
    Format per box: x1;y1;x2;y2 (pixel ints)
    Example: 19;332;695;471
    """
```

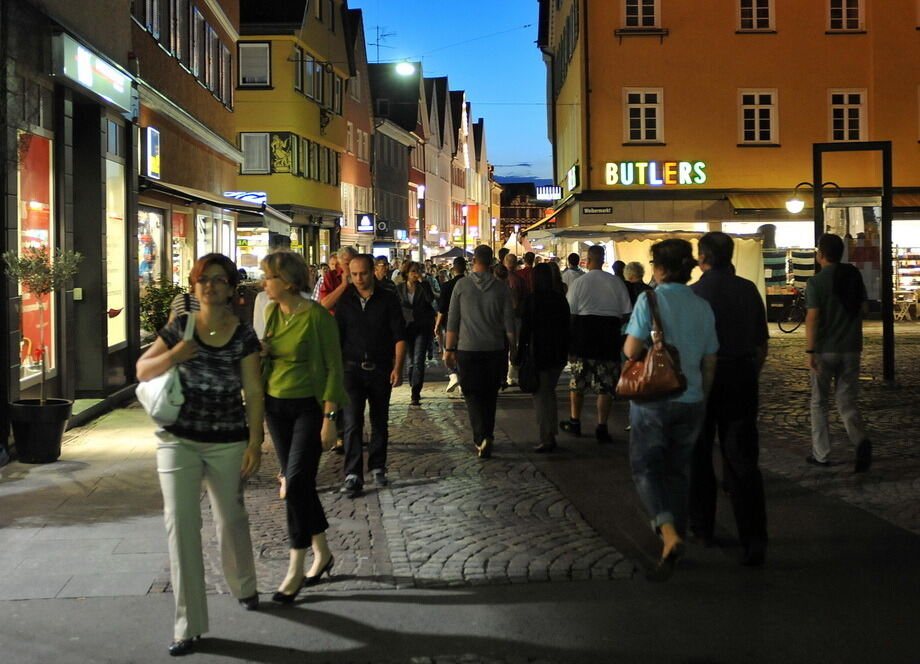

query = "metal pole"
881;142;894;382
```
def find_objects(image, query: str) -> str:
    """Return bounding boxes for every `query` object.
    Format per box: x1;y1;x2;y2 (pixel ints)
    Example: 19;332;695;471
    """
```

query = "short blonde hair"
261;251;309;292
624;261;646;281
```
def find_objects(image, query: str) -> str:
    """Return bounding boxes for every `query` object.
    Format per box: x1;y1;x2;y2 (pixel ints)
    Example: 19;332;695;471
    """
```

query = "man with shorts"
560;244;632;443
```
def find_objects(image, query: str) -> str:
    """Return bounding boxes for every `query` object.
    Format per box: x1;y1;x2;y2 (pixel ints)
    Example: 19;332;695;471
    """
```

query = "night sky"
349;0;552;180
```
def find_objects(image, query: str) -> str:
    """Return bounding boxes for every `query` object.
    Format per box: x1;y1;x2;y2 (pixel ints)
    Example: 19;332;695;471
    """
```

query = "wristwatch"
324;411;337;419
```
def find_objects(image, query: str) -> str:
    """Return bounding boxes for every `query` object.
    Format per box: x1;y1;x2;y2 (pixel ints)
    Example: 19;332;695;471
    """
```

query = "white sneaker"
446;372;460;392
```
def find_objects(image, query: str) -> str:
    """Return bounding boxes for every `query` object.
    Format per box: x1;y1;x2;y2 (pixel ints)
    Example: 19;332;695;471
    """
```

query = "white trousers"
156;433;257;640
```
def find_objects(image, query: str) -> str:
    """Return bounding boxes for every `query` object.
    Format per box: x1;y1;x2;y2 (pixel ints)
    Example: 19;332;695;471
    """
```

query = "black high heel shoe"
168;636;200;657
272;577;305;604
303;554;335;587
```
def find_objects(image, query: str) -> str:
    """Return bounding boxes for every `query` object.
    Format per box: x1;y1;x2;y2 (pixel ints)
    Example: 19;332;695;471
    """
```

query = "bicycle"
777;287;806;333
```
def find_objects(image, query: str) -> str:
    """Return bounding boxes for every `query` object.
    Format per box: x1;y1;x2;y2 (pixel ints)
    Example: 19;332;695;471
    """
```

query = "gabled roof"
342;8;363;77
368;63;422;134
473;119;484;164
449;91;465;146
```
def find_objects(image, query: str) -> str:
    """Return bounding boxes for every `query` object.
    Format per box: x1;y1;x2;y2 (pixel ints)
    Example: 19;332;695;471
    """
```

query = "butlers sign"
605;160;707;186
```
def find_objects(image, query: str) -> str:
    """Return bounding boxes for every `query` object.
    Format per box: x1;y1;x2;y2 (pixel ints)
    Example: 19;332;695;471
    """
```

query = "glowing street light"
395;61;416;76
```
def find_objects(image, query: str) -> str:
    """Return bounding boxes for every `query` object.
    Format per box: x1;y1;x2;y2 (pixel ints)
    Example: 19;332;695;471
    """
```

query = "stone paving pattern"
146;322;920;596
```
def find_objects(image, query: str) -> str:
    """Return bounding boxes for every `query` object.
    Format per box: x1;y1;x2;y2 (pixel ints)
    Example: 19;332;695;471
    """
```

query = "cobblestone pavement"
152;322;920;599
152;361;632;596
757;321;920;535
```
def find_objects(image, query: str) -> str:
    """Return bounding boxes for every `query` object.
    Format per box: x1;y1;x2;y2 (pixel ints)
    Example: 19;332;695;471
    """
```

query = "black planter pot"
9;399;73;464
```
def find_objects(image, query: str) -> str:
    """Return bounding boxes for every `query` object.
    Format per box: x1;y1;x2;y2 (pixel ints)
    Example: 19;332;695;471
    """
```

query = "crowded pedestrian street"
1;323;917;663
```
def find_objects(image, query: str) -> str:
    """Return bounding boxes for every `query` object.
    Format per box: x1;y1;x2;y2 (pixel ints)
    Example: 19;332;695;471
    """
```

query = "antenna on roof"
369;25;396;63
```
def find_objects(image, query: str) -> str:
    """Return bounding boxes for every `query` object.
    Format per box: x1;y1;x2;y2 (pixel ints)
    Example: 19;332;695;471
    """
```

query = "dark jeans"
343;366;393;483
457;349;506;446
265;395;328;549
689;358;767;547
406;330;434;398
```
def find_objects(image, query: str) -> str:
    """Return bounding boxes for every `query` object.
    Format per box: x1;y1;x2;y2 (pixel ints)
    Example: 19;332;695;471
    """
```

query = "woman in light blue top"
623;239;718;582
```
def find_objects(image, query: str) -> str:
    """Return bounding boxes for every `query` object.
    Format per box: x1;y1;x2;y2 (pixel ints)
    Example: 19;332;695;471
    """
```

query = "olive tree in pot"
3;245;83;463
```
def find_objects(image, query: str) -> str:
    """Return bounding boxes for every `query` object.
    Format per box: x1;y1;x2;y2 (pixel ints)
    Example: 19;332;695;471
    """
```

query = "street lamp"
491;217;497;252
785;181;840;214
462;205;469;254
395;61;416;76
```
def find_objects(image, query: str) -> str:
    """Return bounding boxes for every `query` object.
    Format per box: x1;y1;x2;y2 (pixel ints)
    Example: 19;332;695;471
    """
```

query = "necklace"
202;315;224;336
279;300;305;326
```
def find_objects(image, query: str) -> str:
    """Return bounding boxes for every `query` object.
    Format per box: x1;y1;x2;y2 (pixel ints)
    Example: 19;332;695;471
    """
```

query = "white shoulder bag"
136;313;196;426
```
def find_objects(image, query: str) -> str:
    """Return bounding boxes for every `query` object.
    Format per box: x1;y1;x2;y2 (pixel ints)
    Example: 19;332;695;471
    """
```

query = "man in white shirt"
561;252;585;290
561;245;632;443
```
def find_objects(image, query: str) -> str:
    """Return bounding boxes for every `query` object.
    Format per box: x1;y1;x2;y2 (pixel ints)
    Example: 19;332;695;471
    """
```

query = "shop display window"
196;213;214;257
106;160;127;348
236;228;269;280
171;211;193;284
16;132;55;385
138;206;165;292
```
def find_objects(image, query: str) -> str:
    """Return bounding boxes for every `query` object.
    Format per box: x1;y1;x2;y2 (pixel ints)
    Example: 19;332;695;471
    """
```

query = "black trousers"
689;358;767;548
457;349;506;446
343;366;392;483
265;395;329;549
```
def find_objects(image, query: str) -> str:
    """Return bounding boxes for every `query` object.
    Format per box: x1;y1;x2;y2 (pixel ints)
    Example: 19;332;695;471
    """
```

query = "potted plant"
139;280;186;343
2;245;83;463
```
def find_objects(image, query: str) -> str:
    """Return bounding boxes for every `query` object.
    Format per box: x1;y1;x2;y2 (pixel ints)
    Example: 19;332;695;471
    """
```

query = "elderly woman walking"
623;239;718;582
136;254;263;657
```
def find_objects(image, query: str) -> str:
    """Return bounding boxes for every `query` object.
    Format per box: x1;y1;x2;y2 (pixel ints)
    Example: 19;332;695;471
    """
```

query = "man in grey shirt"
444;245;516;459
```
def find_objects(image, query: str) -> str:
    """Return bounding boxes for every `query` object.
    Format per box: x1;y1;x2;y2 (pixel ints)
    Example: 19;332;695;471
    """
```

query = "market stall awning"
237;206;293;234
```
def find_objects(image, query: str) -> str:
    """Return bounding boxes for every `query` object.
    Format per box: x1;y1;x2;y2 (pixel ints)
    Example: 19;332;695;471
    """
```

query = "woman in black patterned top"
136;254;264;657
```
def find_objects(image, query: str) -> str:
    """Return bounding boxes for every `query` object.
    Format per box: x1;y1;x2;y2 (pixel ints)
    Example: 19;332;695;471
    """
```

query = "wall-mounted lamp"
785;181;840;214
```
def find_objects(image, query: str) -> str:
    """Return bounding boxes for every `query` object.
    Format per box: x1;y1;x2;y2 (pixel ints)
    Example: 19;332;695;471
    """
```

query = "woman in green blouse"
260;251;347;603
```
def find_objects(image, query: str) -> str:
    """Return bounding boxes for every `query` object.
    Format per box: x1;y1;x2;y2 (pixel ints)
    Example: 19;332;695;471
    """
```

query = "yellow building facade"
235;1;350;266
538;0;920;249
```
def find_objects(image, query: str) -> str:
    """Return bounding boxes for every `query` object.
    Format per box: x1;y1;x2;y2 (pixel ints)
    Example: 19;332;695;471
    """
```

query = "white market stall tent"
529;225;766;303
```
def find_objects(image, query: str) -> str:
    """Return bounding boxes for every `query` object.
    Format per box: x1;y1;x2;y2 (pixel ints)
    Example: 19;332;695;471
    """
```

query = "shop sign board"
56;33;133;114
376;218;390;235
146;127;161;180
224;191;268;205
536;186;562;201
605;160;707;186
583;207;613;215
394;229;408;241
357;214;375;233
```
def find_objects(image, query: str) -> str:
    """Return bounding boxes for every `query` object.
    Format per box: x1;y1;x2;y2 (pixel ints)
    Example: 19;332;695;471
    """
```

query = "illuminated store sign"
536;186;562;202
605;161;707;186
357;214;375;233
224;191;268;205
146;127;161;180
57;33;133;113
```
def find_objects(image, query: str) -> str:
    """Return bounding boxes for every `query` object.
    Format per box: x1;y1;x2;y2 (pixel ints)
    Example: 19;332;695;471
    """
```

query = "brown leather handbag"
616;290;687;401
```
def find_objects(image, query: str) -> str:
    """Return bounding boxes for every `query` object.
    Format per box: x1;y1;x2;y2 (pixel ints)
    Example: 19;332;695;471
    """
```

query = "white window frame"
350;71;361;102
240;133;270;174
346;121;354;154
238;42;270;87
207;26;219;93
623;87;664;144
191;7;204;78
828;0;863;31
220;44;232;106
313;61;324;103
293;45;304;92
828;89;866;142
172;0;190;67
623;0;660;29
303;54;315;99
738;89;778;144
738;0;773;31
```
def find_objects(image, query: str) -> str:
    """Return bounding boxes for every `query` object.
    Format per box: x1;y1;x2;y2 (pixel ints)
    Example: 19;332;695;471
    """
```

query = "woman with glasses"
136;253;264;656
260;251;346;604
396;261;438;405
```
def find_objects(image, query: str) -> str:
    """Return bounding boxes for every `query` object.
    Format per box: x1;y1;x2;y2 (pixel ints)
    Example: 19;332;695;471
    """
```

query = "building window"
309;141;319;180
829;90;865;141
346;121;354;153
191;7;204;78
623;88;663;143
829;0;863;30
304;54;315;98
293;46;304;92
624;0;659;28
220;44;232;106
327;0;335;30
333;76;343;114
739;0;773;31
313;61;324;103
315;0;322;20
207;27;219;93
320;146;329;183
240;133;270;173
300;137;308;175
739;89;777;144
238;42;270;86
144;0;162;38
173;0;189;67
350;70;361;101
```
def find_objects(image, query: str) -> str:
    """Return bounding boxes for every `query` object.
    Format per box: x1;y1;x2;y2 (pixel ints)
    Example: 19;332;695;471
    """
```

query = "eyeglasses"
196;275;229;286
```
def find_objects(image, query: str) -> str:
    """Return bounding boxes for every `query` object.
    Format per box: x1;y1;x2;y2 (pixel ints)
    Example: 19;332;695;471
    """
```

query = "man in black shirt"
374;256;397;295
336;254;406;496
435;257;466;392
690;232;769;566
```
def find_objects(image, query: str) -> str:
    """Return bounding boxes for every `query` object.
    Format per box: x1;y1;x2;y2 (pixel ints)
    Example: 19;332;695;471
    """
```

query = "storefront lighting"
462;205;469;216
28;201;44;211
417;184;426;200
491;217;497;227
428;224;439;235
